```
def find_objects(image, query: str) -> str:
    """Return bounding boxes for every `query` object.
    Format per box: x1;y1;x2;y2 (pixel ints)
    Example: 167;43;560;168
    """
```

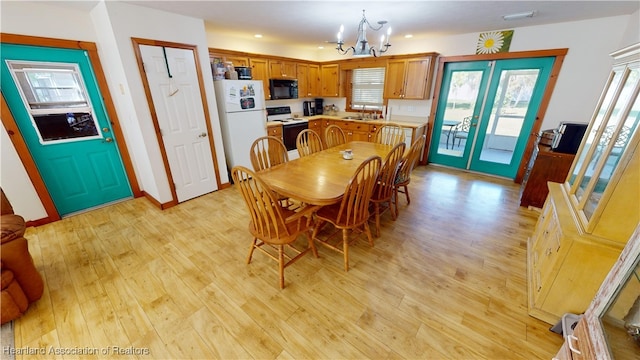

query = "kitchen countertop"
267;114;427;129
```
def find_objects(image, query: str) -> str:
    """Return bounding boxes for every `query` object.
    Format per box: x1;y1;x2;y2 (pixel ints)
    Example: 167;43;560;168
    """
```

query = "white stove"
266;106;308;159
266;106;308;125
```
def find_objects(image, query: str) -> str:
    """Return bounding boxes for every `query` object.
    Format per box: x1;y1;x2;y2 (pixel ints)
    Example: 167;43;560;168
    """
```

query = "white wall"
1;1;229;221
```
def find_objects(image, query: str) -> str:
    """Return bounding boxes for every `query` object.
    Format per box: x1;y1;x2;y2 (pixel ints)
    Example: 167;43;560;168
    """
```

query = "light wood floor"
14;165;563;359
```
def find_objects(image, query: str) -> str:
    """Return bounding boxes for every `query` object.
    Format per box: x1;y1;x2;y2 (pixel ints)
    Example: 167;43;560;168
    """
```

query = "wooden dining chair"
311;155;382;271
250;136;289;172
231;166;319;289
394;134;426;215
296;129;324;157
324;124;346;148
373;123;406;146
369;142;406;237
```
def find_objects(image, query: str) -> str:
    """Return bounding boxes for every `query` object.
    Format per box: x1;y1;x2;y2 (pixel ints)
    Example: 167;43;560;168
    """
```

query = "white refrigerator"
213;80;267;172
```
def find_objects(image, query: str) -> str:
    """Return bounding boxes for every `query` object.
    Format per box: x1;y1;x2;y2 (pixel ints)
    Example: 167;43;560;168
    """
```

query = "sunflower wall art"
476;30;514;54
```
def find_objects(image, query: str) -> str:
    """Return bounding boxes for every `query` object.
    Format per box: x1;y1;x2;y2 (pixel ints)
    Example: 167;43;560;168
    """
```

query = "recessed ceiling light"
254;34;263;38
404;34;413;39
318;46;324;49
503;11;536;20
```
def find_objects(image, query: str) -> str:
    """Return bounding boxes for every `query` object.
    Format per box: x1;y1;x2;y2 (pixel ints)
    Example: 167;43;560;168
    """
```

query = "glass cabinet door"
566;50;640;230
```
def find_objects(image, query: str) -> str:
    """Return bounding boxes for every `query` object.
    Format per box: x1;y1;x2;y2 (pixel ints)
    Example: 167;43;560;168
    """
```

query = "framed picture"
476;30;514;54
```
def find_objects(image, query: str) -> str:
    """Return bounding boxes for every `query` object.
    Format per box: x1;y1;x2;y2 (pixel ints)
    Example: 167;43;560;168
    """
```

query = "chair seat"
315;203;369;229
249;208;312;245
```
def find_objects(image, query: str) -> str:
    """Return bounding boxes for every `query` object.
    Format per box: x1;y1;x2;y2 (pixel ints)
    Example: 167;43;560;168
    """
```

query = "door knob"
104;137;113;143
198;132;208;138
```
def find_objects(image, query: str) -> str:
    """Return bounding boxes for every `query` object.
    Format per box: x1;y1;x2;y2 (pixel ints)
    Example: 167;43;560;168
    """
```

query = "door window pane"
7;60;101;144
437;70;483;157
479;68;539;164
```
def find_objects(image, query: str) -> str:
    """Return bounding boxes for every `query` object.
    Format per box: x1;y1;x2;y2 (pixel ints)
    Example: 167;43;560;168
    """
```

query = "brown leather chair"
1;188;44;324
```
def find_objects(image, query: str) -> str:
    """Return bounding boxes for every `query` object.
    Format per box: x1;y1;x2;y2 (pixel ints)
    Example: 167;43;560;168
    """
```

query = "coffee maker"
303;101;315;116
314;98;324;115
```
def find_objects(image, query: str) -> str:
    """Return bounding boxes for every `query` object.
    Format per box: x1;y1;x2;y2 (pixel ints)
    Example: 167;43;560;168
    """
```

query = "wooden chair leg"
342;228;349;272
246;238;257;264
364;222;374;247
390;197;397;221
394;187;400;216
279;245;285;289
374;203;381;237
403;185;410;204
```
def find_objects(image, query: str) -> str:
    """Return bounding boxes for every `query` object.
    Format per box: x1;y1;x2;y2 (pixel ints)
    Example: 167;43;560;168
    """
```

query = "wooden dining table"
259;141;395;206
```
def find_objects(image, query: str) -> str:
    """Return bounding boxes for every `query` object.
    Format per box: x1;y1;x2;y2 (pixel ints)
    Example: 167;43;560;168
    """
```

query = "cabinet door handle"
567;334;582;355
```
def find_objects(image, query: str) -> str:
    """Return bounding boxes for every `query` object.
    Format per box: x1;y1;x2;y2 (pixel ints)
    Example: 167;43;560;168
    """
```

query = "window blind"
351;67;385;111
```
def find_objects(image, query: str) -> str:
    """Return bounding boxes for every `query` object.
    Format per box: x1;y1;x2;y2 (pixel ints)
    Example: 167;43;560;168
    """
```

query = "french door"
429;57;555;178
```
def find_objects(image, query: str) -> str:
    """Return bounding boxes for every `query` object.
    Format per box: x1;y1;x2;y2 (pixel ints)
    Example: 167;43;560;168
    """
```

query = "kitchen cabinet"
520;145;575;208
308;119;324;145
210;52;249;67
528;43;640;325
249;57;270;99
269;60;296;79
267;123;283;142
339;121;372;142
297;63;321;98
321;64;340;97
384;57;434;99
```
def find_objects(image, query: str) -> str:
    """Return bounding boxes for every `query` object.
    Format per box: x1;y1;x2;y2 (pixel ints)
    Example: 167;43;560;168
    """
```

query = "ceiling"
117;0;638;48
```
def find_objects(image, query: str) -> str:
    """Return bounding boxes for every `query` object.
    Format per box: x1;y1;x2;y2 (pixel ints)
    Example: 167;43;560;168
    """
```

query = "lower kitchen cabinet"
267;123;283;142
528;183;624;325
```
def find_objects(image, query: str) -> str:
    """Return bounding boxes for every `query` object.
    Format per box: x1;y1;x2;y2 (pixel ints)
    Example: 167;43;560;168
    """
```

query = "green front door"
1;43;132;216
429;57;555;178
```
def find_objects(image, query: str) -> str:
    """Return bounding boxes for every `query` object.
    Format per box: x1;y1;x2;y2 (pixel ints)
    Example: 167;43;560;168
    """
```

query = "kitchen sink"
341;116;365;120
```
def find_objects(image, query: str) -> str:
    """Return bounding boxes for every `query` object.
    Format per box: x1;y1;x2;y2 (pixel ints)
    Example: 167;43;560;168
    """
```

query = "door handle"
198;132;208;138
104;137;113;143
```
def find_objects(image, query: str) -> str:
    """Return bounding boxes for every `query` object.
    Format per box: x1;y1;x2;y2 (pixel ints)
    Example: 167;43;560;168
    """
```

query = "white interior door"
140;45;217;202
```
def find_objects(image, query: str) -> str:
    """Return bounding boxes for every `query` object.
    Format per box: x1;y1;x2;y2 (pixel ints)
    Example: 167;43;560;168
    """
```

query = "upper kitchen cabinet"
321;64;340;97
250;57;271;100
384;56;436;100
563;43;640;242
269;60;297;79
297;63;321;98
210;52;249;67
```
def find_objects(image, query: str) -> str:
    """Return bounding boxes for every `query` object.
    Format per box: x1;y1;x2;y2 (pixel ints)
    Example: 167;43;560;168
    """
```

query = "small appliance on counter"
551;122;588;154
235;66;252;80
303;101;316;116
315;98;324;115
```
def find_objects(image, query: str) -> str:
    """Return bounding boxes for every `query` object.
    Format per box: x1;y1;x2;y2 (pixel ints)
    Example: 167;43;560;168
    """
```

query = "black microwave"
269;79;298;100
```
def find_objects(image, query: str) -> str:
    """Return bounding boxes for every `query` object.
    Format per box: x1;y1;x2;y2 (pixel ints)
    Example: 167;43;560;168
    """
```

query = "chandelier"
336;10;392;57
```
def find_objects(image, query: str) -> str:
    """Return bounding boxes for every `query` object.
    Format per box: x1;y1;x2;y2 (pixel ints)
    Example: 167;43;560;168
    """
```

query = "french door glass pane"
437;70;483;157
479;68;540;164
